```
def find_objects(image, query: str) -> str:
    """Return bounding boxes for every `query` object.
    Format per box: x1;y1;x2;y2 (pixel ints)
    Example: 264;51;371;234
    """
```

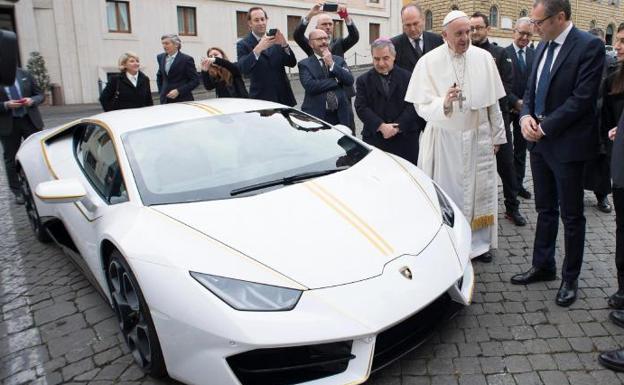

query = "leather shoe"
597;196;612;213
555;280;578;307
14;193;25;205
599;349;624;371
609;310;624;328
505;210;527;226
510;266;556;285
473;251;493;263
608;291;624;309
518;187;532;199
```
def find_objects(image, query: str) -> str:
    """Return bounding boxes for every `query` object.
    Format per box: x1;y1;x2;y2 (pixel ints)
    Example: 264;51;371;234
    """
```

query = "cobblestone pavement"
1;102;622;385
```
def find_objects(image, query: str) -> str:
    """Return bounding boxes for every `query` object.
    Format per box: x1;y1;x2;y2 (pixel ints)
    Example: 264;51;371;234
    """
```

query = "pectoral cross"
457;89;466;112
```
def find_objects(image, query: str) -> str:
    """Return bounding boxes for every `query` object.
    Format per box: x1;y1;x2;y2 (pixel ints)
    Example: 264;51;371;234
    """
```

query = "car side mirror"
333;124;352;136
35;179;87;203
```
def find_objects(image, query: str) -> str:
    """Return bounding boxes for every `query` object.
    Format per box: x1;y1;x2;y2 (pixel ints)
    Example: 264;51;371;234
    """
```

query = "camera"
322;3;339;12
266;28;278;37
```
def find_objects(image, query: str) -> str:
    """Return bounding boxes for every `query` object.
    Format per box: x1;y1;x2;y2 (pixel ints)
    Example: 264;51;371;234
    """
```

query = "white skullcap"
443;10;468;27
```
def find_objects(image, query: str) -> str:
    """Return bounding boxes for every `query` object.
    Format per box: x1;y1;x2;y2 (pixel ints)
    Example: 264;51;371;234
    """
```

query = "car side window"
75;124;128;204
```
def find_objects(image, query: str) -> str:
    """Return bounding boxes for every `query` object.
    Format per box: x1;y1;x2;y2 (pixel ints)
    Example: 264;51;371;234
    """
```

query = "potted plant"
26;51;51;104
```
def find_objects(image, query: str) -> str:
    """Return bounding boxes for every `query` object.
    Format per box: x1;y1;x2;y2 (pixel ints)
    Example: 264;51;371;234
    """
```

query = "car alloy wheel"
18;168;51;243
106;250;167;377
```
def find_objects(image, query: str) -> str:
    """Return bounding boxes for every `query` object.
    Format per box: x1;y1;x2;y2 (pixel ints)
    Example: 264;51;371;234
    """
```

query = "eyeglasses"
310;37;330;41
530;14;553;27
469;26;486;32
514;31;533;38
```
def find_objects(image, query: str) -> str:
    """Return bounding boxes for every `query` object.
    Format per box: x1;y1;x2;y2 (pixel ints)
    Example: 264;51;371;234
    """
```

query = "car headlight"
433;183;455;227
190;272;302;311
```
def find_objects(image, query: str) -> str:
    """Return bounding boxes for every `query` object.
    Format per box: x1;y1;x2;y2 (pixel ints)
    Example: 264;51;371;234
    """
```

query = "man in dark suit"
156;34;199;104
293;3;359;132
237;7;297;106
298;29;353;125
391;2;444;73
355;38;422;165
506;17;536;200
510;0;605;307
0;67;44;204
470;12;527;229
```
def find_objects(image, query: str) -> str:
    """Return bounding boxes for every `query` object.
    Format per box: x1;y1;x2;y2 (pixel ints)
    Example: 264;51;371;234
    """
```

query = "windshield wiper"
230;167;348;196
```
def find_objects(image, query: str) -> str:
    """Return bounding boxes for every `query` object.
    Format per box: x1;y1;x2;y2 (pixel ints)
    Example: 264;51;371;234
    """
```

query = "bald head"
316;13;334;38
401;5;424;40
309;29;330;55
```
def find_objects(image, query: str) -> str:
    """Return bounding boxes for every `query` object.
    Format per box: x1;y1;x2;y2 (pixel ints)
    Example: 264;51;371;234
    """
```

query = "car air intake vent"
372;293;462;372
227;340;354;385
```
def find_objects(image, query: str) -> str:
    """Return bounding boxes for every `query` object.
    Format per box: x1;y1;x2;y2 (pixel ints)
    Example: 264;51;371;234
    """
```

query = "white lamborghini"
16;98;474;385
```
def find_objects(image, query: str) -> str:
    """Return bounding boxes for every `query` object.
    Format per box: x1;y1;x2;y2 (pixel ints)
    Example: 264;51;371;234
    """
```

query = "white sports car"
16;98;474;385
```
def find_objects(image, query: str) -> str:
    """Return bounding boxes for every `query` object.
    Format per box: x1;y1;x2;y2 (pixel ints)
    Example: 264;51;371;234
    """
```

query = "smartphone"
17;97;27;104
322;3;339;12
266;28;277;37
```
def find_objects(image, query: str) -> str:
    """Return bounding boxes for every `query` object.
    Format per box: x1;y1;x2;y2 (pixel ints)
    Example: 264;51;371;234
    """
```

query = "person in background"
0;67;44;204
200;47;248;98
355;38;421;165
99;52;153;112
156;34;199;104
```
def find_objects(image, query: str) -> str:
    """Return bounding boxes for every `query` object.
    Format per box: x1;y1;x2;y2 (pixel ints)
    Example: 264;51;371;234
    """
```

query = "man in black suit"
293;3;359;132
156;34;199;104
391;2;443;73
0;67;44;204
355;38;422;165
506;17;536;200
470;12;527;228
298;29;353;125
510;0;605;307
237;7;297;106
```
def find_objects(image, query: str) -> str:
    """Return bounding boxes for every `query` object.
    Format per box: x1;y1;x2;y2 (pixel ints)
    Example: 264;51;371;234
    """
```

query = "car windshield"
123;108;370;205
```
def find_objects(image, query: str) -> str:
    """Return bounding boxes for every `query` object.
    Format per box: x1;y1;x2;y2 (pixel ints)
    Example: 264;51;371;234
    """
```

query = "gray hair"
118;51;140;72
161;34;182;49
515;17;532;28
533;0;571;20
371;39;396;56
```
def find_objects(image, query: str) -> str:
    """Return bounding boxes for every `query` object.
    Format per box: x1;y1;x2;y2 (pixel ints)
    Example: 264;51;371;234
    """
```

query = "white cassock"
405;44;506;258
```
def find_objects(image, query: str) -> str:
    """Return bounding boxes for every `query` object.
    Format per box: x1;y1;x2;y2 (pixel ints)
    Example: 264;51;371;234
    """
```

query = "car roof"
86;98;286;136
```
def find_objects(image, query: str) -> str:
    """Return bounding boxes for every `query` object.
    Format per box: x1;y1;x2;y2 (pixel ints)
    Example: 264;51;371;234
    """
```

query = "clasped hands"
520;116;544;142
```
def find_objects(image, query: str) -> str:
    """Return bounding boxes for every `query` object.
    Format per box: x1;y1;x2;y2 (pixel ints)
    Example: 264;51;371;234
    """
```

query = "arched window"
519;9;528;17
489;5;499;28
606;23;615;45
425;10;433;31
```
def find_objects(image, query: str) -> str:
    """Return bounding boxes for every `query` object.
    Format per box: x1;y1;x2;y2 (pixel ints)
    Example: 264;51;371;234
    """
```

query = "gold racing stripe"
184;102;222;115
305;182;393;256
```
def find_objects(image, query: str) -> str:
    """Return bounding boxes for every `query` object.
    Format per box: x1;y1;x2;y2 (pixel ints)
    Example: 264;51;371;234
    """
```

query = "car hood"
152;151;449;289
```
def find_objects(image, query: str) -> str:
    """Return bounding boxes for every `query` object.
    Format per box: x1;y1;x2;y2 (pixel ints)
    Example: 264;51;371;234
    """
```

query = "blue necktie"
517;48;527;74
7;82;26;118
534;42;558;118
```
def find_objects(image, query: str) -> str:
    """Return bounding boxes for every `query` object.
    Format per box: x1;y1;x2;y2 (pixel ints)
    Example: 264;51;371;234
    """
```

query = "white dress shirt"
534;22;573;92
410;35;424;52
126;72;138;87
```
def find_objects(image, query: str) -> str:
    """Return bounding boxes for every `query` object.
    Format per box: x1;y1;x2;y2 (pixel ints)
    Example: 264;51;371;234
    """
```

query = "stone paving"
1;100;622;384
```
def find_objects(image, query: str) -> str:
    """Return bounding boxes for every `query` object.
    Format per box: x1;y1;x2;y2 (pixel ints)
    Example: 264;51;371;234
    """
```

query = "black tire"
18;168;51;243
105;250;168;378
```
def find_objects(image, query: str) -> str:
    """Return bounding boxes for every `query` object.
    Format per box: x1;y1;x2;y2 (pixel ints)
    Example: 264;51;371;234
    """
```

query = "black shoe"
505;210;527;226
14;193;25;205
556;280;578;307
518;187;532;199
610;310;624;328
474;251;493;263
599;349;624;371
510;266;557;285
609;291;624;309
597;196;612;213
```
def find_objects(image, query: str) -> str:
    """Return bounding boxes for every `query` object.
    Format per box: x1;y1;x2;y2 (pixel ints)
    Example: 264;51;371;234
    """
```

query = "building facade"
5;0;400;104
406;0;624;46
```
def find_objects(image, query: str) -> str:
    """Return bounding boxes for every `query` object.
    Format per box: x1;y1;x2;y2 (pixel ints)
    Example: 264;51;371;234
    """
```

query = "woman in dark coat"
99;52;153;111
200;47;248;98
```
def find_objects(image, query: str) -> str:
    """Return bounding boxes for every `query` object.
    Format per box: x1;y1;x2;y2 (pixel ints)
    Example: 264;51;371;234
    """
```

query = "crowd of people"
2;0;624;373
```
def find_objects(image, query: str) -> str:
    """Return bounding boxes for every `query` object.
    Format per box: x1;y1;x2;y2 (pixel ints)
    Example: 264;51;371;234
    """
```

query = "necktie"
534;41;558;118
412;38;423;58
165;56;174;74
8;82;26;118
517;48;527;74
320;59;338;111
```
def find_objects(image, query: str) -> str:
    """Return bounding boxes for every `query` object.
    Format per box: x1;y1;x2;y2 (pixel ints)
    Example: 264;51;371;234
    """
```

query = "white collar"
126;72;138;82
512;42;527;52
552;22;573;47
252;32;263;41
167;51;178;60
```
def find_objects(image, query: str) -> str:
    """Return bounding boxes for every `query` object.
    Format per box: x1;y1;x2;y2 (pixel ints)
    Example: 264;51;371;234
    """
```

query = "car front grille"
372;293;463;372
227;340;354;385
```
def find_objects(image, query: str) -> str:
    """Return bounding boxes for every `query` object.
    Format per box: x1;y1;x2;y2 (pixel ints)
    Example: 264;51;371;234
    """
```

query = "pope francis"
405;10;507;262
